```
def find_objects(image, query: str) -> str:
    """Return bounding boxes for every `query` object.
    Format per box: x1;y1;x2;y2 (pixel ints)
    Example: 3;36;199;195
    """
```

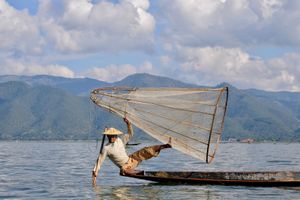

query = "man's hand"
92;171;97;186
123;117;130;124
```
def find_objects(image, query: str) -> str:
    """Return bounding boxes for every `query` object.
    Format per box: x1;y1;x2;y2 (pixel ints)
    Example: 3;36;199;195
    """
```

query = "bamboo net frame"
90;87;228;164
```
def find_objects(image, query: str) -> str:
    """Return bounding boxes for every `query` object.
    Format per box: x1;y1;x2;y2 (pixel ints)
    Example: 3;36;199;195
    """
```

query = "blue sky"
1;0;300;91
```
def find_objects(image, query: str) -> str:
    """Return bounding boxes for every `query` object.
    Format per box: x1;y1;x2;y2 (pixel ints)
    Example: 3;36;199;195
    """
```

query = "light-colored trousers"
121;145;161;172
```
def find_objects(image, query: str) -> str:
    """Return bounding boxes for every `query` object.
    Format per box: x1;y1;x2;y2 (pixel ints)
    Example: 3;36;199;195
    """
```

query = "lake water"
0;141;300;199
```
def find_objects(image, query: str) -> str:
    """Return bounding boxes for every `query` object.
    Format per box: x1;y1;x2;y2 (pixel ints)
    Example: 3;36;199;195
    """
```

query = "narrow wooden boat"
92;88;300;187
121;170;300;187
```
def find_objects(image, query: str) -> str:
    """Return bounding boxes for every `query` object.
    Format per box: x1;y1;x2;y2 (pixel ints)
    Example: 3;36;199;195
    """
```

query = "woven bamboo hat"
103;127;123;135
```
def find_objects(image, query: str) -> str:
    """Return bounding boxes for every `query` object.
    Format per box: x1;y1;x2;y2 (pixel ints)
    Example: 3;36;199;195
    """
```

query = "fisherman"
92;118;172;186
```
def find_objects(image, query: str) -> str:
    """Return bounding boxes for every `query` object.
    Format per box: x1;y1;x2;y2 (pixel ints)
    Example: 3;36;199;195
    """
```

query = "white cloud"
37;0;155;53
1;0;300;92
0;0;155;55
155;0;300;91
83;64;137;82
175;46;300;91
0;0;43;55
61;0;93;27
123;0;150;10
158;0;300;47
0;59;75;78
82;61;155;82
0;0;156;79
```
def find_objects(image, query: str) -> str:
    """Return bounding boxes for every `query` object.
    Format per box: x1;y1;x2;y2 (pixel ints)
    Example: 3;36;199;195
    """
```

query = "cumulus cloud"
38;0;155;53
158;0;300;47
83;61;155;82
0;59;75;78
84;64;136;82
175;46;300;91
1;0;155;55
155;0;300;91
1;0;300;91
0;0;44;55
124;0;150;10
0;0;156;80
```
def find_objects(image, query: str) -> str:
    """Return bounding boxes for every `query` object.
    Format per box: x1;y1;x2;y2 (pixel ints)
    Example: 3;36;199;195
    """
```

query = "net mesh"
91;87;228;163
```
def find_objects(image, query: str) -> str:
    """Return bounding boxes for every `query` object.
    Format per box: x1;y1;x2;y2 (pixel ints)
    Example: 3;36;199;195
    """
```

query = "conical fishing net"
91;87;228;163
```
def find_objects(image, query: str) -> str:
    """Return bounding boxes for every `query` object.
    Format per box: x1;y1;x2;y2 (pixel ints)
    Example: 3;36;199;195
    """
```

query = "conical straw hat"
103;127;123;135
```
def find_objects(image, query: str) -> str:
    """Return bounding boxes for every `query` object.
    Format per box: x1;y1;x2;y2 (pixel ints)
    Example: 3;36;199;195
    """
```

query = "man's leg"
130;139;172;162
120;157;140;175
153;137;172;151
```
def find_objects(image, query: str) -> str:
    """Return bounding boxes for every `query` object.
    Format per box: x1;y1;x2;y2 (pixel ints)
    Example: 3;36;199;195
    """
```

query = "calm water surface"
0;141;299;199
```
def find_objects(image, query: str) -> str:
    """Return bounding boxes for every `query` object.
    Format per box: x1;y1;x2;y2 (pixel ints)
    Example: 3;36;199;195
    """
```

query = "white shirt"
93;124;133;176
102;138;129;168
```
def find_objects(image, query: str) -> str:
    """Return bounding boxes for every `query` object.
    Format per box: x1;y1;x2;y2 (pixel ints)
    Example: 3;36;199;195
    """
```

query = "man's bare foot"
163;137;172;149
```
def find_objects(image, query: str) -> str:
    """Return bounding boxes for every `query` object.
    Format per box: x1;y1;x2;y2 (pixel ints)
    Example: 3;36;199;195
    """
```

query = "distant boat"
240;138;255;143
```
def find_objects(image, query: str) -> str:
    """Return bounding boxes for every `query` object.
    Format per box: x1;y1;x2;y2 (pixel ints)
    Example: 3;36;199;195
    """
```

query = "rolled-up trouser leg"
130;145;162;162
120;145;163;174
120;157;140;174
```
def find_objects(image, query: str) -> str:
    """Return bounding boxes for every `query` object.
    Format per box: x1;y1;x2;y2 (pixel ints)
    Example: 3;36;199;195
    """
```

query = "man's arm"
92;148;107;186
122;118;134;145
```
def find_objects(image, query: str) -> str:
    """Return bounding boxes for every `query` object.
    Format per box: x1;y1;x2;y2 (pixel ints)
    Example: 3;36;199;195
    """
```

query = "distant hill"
0;73;196;94
114;73;197;88
0;73;299;141
224;85;300;141
246;89;300;120
0;81;91;139
0;75;108;96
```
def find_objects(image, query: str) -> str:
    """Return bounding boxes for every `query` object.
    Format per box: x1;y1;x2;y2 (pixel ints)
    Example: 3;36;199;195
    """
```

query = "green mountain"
223;84;300;141
0;81;147;140
114;73;196;88
0;74;299;141
0;75;108;96
0;81;89;139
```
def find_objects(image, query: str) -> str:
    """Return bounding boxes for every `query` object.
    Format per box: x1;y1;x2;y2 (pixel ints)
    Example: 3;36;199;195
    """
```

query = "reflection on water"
92;183;300;200
0;141;300;199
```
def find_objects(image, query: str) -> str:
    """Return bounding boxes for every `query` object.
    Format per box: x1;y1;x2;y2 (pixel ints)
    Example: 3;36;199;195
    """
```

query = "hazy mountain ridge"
224;85;300;141
0;73;299;141
0;82;92;139
0;75;108;96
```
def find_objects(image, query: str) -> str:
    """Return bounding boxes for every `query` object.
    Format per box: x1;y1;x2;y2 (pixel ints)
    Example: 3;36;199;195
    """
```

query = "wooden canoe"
121;170;300;187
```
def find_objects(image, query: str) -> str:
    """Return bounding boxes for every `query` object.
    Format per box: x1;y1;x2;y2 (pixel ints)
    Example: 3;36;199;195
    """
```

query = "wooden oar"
99;134;106;154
